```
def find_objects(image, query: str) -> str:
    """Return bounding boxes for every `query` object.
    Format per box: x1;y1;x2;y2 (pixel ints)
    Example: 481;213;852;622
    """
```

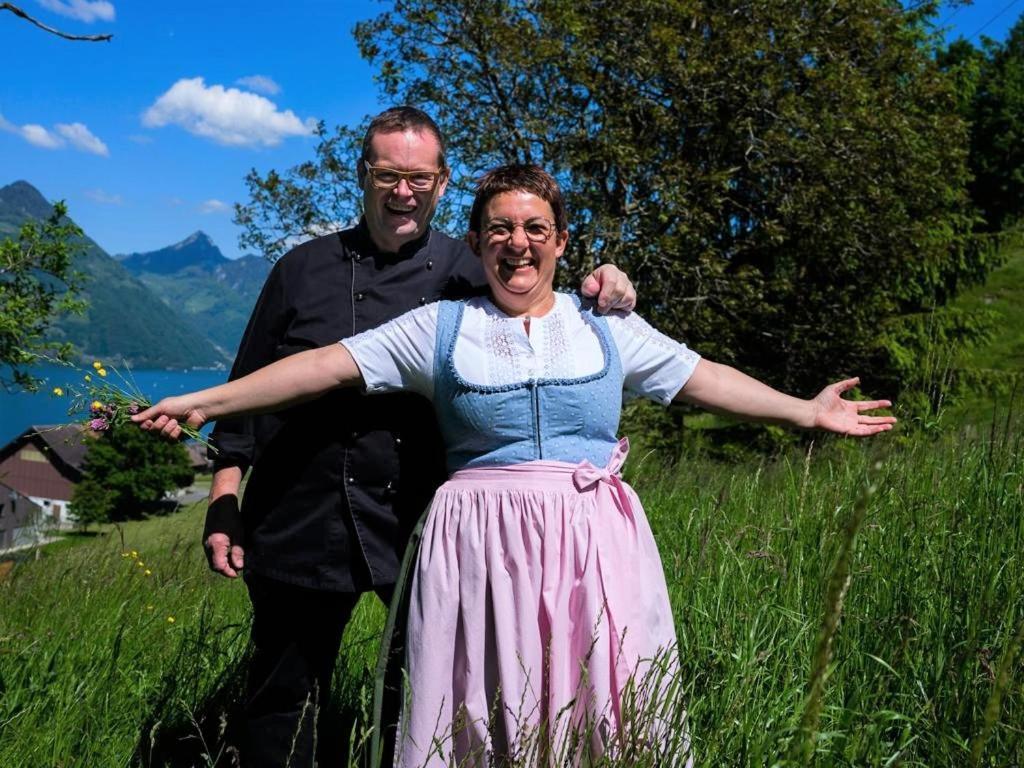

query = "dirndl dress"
383;300;692;767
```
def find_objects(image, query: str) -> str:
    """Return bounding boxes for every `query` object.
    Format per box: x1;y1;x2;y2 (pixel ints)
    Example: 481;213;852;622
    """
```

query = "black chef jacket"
210;221;485;592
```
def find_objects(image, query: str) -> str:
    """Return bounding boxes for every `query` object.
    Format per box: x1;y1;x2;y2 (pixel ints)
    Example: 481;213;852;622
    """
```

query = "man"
204;106;635;767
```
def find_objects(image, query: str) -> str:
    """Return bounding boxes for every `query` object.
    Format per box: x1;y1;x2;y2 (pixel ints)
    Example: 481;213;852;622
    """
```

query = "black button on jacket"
211;222;485;592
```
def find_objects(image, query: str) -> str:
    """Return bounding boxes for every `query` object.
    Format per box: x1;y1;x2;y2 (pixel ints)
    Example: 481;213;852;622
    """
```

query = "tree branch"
1;2;113;42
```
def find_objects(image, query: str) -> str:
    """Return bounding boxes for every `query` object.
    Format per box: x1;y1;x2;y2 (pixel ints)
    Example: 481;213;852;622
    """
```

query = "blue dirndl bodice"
432;296;624;474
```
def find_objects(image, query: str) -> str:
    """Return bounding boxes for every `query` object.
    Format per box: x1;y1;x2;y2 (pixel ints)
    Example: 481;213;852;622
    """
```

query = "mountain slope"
0;181;227;369
117;232;271;356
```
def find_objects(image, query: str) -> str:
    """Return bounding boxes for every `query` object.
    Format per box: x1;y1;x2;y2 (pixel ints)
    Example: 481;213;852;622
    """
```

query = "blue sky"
1;1;1019;260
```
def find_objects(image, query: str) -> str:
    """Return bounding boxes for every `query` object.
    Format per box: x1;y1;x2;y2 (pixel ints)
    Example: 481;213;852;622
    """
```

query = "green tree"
237;1;994;399
69;477;115;532
347;0;988;397
236;123;364;262
71;425;195;522
0;202;86;390
959;17;1024;232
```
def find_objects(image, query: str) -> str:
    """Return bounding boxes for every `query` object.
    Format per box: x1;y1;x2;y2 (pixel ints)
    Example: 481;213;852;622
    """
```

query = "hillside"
118;232;270;356
0;181;227;369
935;238;1024;423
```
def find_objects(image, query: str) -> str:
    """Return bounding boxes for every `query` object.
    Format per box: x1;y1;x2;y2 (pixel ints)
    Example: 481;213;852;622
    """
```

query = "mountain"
116;232;271;357
119;231;227;274
0;181;228;370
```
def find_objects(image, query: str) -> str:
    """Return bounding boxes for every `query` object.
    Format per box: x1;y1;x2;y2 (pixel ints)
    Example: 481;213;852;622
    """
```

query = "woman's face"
469;190;568;317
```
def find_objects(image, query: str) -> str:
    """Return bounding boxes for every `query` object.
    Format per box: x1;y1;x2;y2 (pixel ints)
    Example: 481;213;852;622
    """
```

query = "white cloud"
0;113;63;148
142;77;316;147
84;188;123;205
128;133;153;144
56;122;109;156
21;124;65;149
199;199;229;214
36;0;115;23
1;112;109;155
235;75;281;96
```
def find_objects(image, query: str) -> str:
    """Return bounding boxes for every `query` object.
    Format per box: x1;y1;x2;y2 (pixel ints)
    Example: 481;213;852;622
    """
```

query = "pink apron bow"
572;437;635;526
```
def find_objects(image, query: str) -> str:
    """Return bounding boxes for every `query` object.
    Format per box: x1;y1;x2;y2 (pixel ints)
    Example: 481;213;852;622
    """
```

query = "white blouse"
343;293;701;406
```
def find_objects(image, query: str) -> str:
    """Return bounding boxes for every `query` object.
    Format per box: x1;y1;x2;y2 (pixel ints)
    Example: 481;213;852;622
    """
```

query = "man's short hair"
468;164;568;233
360;106;447;172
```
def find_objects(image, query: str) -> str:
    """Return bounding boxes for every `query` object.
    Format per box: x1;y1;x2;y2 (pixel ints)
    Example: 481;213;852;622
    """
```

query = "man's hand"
204;467;245;579
205;530;245;578
581;263;636;312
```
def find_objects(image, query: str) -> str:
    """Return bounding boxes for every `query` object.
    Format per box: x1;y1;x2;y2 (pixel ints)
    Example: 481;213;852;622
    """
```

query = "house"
0;425;91;528
185;442;214;473
0;482;44;550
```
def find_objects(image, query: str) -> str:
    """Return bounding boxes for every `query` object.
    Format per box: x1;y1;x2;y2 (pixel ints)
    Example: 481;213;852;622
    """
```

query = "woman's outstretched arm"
132;344;362;440
676;360;895;437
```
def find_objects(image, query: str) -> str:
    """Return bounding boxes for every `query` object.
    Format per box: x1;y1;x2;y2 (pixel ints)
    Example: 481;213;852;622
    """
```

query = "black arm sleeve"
209;259;290;469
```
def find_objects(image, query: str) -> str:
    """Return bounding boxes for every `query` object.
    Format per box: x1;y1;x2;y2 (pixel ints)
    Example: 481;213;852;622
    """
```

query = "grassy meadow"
2;247;1023;767
1;418;1021;767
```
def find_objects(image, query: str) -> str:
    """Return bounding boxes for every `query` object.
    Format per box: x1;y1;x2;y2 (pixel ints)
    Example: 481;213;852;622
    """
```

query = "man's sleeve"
209;259;289;469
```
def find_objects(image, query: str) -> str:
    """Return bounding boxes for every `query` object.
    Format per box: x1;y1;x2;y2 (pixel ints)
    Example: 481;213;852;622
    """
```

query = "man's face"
361;129;448;253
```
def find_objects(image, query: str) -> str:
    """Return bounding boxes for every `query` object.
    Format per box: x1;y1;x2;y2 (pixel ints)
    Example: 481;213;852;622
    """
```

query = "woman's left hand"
810;377;896;436
132;395;208;440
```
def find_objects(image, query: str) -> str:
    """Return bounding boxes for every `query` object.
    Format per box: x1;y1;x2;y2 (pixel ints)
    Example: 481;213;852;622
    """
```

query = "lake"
0;364;228;445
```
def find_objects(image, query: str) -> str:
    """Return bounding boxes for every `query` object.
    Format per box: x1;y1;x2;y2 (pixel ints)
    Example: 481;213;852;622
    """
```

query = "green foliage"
0;200;85;390
347;0;988;399
942;17;1024;232
2;427;1022;765
69;476;115;531
72;424;195;522
236;122;366;262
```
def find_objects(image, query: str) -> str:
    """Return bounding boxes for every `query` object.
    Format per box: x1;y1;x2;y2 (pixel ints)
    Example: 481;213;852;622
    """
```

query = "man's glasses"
483;218;556;244
364;161;445;192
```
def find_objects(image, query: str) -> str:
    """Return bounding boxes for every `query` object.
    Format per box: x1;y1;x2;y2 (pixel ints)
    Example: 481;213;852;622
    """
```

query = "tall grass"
1;419;1021;766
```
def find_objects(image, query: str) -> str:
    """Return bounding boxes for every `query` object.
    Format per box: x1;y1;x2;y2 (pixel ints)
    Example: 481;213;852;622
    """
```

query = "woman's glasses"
483;218;556;244
364;161;445;192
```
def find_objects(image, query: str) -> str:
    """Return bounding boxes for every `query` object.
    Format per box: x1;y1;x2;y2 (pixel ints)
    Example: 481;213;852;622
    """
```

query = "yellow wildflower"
97;368;107;377
52;387;64;397
130;550;138;559
146;604;154;610
166;616;176;624
84;374;91;382
137;561;145;568
90;400;104;412
92;361;102;370
144;569;152;576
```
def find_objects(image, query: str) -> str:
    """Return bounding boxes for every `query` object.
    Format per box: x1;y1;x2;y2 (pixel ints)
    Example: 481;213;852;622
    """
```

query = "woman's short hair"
360;106;447;170
469;164;568;233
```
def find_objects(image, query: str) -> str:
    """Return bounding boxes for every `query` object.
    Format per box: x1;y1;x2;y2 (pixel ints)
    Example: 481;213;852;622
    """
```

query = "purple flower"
89;418;109;432
127;403;140;415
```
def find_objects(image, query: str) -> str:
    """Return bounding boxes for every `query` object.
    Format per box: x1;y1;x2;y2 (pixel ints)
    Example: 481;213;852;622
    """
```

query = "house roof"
0;424;92;478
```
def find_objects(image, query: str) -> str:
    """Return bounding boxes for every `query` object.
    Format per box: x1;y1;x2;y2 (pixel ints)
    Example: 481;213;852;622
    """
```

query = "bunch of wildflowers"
50;358;216;452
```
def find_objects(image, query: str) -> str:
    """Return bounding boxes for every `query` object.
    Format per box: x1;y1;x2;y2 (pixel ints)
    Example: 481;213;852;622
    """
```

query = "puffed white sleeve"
606;310;701;405
339;303;438;399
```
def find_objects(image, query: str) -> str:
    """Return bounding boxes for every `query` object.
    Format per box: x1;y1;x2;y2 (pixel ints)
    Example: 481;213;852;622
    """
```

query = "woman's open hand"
132;396;208;441
810;377;896;436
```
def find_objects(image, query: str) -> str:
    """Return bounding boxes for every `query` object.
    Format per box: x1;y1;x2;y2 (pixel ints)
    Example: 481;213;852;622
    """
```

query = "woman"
136;165;894;766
